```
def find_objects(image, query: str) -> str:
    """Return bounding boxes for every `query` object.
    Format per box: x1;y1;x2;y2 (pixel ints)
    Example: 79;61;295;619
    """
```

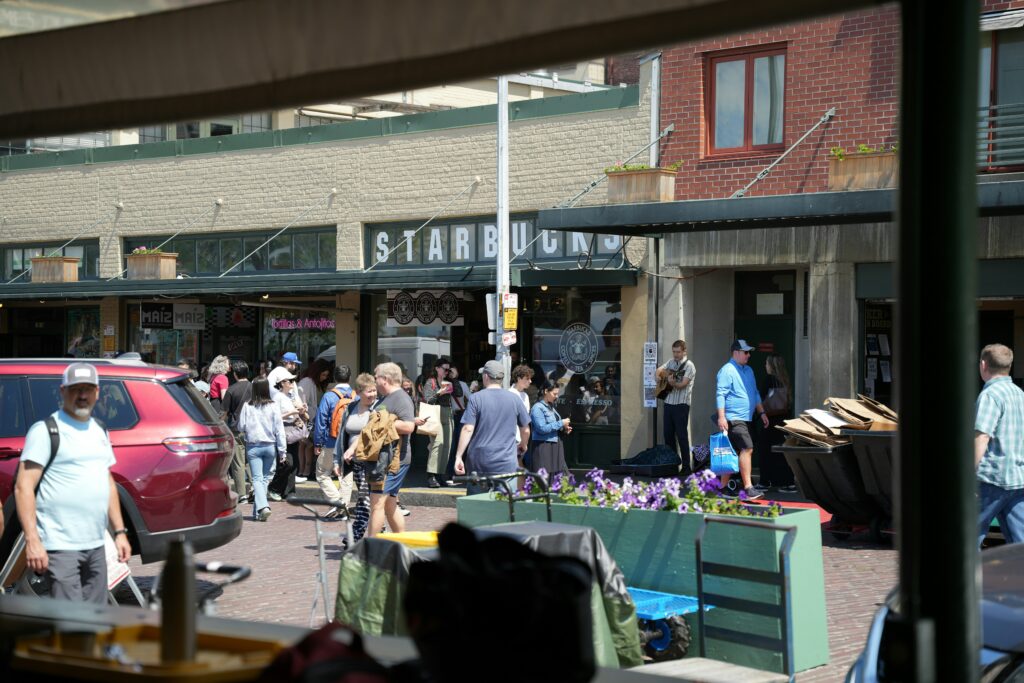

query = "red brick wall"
659;0;1024;199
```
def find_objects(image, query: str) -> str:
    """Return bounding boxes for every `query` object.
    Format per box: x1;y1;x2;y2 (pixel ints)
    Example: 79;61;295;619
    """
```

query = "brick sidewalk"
125;503;896;681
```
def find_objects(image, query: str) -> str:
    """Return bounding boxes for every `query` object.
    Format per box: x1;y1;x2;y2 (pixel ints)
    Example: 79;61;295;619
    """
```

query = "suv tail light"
162;436;233;454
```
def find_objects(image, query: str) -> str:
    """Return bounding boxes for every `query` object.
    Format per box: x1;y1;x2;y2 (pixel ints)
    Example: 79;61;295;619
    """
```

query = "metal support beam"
892;2;979;682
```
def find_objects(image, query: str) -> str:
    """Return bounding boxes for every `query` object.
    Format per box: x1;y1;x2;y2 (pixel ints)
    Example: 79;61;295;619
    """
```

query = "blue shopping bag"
709;432;739;475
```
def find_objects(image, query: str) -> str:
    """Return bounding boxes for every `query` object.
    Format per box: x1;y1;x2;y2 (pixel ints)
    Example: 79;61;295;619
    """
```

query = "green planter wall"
457;495;828;674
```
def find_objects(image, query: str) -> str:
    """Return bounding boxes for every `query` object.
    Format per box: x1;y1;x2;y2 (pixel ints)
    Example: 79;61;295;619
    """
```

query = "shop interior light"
540;285;548;291
261;293;270;300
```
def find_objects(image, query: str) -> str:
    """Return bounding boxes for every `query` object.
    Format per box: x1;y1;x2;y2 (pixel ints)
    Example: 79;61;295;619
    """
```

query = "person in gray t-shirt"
454;360;530;495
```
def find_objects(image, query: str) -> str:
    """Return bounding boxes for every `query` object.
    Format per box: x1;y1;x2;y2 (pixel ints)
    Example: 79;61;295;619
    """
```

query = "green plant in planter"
604;160;683;173
830;142;899;161
501;468;783;518
130;246;164;255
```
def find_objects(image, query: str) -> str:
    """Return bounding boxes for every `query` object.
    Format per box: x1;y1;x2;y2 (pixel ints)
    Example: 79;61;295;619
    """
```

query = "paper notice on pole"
502;292;518;309
866;357;878;380
104;531;131;590
866;334;880;356
643;342;658;363
501;331;517;347
880;360;892;383
643;365;657;386
878;334;891;356
644;386;657;408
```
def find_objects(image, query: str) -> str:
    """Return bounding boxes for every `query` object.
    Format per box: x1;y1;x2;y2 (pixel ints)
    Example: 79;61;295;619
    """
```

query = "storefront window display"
262;308;336;367
372;292;455;385
528;288;621;426
128;304;200;366
66;307;101;358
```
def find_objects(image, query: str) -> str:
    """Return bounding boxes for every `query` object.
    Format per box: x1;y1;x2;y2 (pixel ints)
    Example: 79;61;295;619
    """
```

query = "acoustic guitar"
655;366;685;401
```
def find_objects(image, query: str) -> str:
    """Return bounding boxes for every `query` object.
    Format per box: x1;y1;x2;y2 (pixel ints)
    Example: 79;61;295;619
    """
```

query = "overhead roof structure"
0;0;879;140
537;181;1024;235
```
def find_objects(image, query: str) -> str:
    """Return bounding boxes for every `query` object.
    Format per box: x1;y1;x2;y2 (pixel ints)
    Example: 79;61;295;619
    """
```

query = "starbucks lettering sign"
367;216;623;268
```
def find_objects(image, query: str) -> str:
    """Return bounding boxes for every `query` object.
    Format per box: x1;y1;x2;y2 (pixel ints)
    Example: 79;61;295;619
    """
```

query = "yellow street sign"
503;308;518;331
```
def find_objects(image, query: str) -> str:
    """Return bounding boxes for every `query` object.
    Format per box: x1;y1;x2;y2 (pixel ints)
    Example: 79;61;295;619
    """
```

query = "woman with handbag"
267;366;304;502
529;379;571;476
755;354;797;493
236;377;286;521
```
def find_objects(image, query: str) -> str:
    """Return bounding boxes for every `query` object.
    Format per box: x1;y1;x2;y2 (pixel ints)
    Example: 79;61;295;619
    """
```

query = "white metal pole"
496;75;511;387
649;53;661;167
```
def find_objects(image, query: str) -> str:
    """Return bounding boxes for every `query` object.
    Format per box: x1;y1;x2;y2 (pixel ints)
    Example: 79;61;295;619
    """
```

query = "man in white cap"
14;362;131;603
453;360;531;495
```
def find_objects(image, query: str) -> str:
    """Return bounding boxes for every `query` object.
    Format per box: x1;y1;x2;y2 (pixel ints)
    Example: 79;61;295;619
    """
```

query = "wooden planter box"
126;252;178;280
457;495;829;674
828;151;898;191
30;256;79;283
606;168;677;204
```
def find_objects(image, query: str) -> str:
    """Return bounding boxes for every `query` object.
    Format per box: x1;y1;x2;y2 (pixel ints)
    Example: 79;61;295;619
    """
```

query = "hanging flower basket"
30;256;79;283
605;166;678;204
126;251;179;280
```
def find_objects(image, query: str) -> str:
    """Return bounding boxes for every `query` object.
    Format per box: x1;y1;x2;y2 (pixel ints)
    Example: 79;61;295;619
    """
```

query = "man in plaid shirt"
975;343;1024;545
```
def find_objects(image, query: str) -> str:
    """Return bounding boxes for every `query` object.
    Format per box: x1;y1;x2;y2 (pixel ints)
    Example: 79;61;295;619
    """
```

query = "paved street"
125;494;896;682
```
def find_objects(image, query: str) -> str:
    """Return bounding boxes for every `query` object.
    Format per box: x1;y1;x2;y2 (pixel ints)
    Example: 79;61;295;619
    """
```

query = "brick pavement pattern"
126;503;896;681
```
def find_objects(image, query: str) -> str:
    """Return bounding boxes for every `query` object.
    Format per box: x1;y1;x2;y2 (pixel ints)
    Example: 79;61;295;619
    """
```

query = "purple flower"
738;490;748;501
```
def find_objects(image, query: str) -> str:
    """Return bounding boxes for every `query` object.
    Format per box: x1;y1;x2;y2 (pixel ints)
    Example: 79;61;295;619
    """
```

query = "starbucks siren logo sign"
558;322;599;374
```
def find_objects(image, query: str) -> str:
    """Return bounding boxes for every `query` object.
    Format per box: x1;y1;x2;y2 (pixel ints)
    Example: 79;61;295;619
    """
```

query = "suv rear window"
167;379;222;425
0;378;26;437
27;378;139;430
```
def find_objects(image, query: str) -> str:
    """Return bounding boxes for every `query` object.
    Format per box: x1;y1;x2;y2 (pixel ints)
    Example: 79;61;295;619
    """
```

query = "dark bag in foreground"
404;523;595;683
257;621;388;683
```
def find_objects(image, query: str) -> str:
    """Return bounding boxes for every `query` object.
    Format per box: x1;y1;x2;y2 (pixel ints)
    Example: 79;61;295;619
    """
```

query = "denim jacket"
530;401;563;443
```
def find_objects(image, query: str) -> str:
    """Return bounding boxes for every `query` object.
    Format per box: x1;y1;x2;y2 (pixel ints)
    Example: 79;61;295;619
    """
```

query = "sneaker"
294;475;307;483
267;491;282;502
445;479;459;487
258;507;272;522
398;501;411;517
426;475;441;489
324;506;348;520
778;484;799;494
743;486;765;501
754;481;773;492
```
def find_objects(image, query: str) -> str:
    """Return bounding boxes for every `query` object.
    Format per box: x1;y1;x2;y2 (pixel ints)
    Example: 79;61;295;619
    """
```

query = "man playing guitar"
658;340;696;472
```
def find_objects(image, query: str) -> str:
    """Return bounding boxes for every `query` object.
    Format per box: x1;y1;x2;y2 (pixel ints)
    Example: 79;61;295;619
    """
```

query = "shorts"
727;420;754;452
382;461;410;497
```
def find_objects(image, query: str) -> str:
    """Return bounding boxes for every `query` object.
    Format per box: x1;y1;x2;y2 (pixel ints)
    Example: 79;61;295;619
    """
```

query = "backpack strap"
34;416;61;495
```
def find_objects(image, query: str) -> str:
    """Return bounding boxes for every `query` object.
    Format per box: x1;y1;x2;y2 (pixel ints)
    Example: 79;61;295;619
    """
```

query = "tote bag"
417;402;441;437
709;432;739;475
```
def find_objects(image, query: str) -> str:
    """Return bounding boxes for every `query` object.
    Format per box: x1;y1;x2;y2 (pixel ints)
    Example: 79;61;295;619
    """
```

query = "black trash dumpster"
773;442;887;540
840;430;895;518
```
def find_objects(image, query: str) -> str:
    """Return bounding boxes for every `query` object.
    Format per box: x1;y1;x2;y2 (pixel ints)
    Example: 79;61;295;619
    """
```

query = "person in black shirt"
221;360;253;502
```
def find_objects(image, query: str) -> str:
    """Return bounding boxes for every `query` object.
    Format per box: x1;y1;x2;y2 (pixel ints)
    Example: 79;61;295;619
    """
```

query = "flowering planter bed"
456;472;828;674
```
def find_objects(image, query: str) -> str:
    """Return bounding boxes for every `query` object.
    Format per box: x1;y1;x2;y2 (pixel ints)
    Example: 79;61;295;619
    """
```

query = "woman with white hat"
266;366;304;501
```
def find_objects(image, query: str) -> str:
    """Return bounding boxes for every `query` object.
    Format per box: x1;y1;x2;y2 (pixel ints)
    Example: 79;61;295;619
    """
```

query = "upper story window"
707;46;786;156
979;25;1024;170
124;227;337;277
1;241;100;281
136;113;273;144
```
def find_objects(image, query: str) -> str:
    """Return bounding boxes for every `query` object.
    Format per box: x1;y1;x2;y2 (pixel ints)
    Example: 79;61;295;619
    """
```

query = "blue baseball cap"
731;339;755;352
281;351;302;364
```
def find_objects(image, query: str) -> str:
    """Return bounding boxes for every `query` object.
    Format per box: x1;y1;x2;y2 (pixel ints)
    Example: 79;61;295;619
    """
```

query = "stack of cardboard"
777;395;898;447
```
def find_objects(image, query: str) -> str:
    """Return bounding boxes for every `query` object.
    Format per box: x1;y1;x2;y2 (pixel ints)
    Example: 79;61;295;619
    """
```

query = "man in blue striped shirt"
975;343;1024;545
716;339;770;500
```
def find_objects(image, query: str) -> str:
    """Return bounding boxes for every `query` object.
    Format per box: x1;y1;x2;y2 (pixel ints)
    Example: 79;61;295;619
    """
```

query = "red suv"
0;359;241;564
